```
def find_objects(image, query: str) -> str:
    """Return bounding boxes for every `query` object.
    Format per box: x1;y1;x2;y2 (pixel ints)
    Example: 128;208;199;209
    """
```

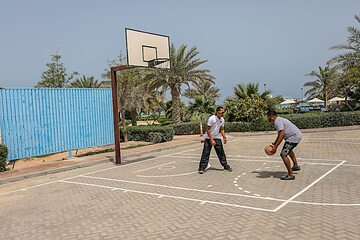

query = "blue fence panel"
0;88;114;161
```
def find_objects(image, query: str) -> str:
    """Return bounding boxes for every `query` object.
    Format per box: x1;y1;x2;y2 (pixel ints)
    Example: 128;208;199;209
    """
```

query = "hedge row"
0;144;8;172
285;112;360;129
173;111;360;135
121;126;174;143
172;120;274;135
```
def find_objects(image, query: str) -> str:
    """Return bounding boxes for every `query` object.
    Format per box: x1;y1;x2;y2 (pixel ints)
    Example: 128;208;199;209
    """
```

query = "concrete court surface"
0;129;359;240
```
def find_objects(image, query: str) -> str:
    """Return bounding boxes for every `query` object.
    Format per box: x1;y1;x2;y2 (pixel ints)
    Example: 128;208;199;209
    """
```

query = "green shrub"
286;112;360;128
0;144;8;172
159;120;173;126
173;122;207;135
124;125;174;142
148;132;164;143
172;120;274;135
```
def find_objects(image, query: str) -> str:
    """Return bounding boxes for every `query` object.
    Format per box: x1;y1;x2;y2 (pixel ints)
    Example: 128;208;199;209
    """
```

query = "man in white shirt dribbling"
198;106;232;174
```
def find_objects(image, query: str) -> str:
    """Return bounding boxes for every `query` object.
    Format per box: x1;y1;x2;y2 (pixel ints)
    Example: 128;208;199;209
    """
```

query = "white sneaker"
205;163;211;171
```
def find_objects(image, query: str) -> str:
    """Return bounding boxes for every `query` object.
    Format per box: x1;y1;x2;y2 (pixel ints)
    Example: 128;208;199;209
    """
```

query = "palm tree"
186;97;216;122
183;81;220;102
148;44;215;124
69;75;102;88
330;14;360;53
224;83;271;122
304;65;337;111
329;14;360;109
233;83;272;103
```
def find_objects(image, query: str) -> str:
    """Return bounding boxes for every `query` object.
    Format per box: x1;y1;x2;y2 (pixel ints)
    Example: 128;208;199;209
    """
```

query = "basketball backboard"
125;28;170;69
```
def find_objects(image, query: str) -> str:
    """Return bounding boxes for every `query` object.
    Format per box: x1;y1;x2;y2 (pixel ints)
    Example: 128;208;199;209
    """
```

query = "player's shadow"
252;170;290;179
207;167;224;172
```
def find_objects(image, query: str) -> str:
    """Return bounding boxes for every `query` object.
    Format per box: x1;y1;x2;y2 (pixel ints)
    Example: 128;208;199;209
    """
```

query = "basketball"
264;144;276;155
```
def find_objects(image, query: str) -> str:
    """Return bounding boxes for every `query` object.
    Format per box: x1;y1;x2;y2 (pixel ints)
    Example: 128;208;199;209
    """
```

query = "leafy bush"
148;132;164;143
173;122;207;135
124;125;174;142
173;121;274;135
0;144;8;172
157;116;172;124
159;121;173;126
285;112;360;128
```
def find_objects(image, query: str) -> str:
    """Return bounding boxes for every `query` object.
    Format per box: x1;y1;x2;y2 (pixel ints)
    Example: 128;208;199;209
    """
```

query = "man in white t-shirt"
198;107;232;174
267;109;302;180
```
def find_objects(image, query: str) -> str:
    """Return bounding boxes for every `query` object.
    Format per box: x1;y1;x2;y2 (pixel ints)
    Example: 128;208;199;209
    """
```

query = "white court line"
137;171;197;178
175;153;352;163
273;161;346;212
133;161;176;173
290;200;360;206
62;176;360;209
80;175;285;202
0;137;246;196
0;175;84;197
304;137;360;140
306;140;360;145
60;179;276;212
171;155;346;167
0;146;204;196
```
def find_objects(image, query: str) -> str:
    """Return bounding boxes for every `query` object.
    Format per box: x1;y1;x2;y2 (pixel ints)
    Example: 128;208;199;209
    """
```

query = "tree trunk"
130;108;138;126
345;91;354;111
120;109;128;142
324;90;328;112
171;84;181;124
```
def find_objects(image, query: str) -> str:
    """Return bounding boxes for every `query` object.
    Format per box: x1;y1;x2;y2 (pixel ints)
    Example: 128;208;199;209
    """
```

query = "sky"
1;0;359;103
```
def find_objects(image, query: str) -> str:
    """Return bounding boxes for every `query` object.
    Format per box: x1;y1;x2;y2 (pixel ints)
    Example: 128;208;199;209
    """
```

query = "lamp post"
301;87;303;101
264;83;267;92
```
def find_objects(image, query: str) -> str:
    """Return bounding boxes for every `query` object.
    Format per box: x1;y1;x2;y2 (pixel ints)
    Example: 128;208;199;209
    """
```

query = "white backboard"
125;28;170;69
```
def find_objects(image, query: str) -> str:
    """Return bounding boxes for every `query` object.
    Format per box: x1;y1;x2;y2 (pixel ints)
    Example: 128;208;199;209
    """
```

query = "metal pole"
111;67;121;164
110;65;133;164
301;88;303;101
264;83;267;91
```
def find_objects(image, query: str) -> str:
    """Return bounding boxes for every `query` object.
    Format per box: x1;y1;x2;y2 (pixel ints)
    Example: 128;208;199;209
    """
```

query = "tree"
330;14;360;53
224;83;270;122
233;83;271;100
225;95;267;122
185;96;216;122
35;53;77;88
304;65;337;111
102;53;166;139
69;75;102;88
329;14;360;109
148;44;215;124
183;81;220;102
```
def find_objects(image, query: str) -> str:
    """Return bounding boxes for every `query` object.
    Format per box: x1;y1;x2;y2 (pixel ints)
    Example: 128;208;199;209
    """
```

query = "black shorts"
281;142;298;156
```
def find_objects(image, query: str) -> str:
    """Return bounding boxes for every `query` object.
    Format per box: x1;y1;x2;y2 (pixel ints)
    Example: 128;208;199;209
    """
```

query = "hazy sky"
1;0;359;102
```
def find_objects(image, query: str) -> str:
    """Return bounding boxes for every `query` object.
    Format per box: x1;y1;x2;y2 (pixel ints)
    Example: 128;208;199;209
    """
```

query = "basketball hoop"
148;58;170;69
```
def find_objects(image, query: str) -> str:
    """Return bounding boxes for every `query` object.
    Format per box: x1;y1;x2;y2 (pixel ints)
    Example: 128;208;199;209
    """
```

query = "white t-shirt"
204;115;224;139
274;116;302;143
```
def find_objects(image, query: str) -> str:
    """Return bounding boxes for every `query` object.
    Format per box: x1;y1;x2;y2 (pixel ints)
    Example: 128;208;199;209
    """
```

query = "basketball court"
0;129;359;239
1;29;359;239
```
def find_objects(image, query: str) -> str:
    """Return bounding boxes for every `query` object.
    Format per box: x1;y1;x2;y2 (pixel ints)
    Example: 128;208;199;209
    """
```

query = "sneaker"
224;166;232;172
198;170;205;174
292;165;301;171
205;163;211;171
280;175;295;180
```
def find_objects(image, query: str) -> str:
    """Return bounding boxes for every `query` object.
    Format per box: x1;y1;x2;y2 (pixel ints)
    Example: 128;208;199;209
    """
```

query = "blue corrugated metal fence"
0;88;114;161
